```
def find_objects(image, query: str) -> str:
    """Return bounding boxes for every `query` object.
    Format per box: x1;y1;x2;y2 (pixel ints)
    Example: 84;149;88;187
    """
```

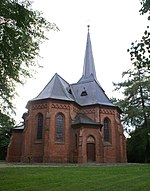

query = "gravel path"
0;162;139;167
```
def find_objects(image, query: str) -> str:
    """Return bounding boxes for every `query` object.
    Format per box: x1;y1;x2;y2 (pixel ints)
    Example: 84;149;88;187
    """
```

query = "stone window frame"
55;112;65;143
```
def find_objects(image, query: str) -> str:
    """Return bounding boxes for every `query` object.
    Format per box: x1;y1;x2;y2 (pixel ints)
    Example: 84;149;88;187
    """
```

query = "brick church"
7;28;127;163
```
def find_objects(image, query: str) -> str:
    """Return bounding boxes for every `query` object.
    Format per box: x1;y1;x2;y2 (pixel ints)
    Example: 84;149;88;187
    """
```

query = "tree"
113;0;150;163
140;0;150;15
128;0;150;70
113;64;150;164
0;0;58;159
127;123;150;163
113;41;150;163
0;112;15;159
0;0;58;115
113;63;150;130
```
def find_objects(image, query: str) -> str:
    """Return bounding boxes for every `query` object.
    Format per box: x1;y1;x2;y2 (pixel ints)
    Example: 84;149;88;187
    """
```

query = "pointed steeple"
83;26;97;79
71;27;114;107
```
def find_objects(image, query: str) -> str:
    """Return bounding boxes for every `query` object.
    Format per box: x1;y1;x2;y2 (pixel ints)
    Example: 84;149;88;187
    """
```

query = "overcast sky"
14;0;148;123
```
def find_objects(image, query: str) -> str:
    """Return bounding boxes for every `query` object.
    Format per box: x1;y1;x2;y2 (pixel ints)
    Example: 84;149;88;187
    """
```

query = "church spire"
82;25;97;80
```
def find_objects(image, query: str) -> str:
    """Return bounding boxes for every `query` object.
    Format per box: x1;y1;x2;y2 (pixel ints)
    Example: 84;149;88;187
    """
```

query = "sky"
14;0;148;123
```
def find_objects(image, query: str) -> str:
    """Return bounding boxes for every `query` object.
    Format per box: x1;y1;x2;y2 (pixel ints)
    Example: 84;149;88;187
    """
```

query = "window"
37;113;43;140
81;90;88;96
104;118;110;142
56;113;64;142
75;134;78;149
81;87;88;96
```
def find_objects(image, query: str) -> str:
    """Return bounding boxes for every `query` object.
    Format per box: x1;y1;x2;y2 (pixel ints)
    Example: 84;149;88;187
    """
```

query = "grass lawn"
0;164;150;191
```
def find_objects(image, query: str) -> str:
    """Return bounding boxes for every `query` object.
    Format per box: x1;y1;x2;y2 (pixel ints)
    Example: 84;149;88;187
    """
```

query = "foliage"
127;26;150;70
0;0;58;115
128;0;150;70
0;165;150;191
113;64;150;130
113;0;150;163
140;0;150;15
114;0;150;128
0;112;15;159
0;0;58;159
127;124;150;163
113;0;150;130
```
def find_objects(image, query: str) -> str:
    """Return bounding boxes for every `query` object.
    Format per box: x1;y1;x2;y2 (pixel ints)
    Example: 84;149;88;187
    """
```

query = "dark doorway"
87;143;95;162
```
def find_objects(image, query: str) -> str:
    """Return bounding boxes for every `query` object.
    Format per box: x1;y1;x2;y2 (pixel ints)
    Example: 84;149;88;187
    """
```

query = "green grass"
0;165;150;191
0;160;6;162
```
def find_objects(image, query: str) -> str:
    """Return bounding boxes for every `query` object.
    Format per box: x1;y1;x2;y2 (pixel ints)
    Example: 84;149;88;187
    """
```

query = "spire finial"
87;25;90;32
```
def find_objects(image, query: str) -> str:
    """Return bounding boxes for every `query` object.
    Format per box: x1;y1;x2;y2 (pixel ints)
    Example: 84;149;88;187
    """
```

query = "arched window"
75;134;78;149
37;113;43;140
104;118;111;142
56;113;64;142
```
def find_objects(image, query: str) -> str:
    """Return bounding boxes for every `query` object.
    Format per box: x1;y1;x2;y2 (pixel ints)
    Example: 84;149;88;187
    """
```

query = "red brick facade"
7;129;23;162
7;99;127;163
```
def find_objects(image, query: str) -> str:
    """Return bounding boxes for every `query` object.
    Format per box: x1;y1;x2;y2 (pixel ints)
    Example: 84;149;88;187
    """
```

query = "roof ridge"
34;73;59;99
56;75;74;100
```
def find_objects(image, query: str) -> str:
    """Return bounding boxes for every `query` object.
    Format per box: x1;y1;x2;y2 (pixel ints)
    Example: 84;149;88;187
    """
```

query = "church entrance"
86;135;96;162
87;143;95;162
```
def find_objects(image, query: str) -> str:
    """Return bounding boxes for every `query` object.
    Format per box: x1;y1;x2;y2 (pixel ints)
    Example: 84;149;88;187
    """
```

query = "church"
7;28;127;163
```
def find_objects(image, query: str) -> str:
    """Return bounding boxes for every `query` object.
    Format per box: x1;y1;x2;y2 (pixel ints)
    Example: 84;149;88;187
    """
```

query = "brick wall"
7;130;23;162
7;99;127;163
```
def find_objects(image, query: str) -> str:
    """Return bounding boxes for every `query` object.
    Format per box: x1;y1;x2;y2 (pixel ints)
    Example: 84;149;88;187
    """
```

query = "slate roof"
32;29;115;108
32;73;75;102
13;123;24;130
71;78;114;106
72;113;100;126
